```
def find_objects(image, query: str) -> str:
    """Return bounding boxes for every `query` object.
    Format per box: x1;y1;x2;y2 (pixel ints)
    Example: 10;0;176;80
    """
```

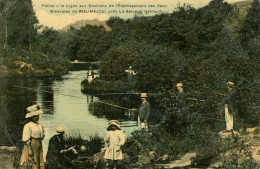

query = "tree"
77;25;112;61
240;0;260;52
0;0;38;59
66;26;80;61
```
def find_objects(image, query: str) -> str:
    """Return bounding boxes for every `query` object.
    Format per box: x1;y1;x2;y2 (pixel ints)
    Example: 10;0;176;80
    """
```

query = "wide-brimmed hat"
56;125;66;133
108;120;119;125
107;122;121;131
227;81;235;87
140;93;148;98
176;83;183;87
25;104;43;118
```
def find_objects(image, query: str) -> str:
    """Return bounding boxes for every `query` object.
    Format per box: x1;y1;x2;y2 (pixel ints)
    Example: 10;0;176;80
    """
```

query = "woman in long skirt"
19;105;45;169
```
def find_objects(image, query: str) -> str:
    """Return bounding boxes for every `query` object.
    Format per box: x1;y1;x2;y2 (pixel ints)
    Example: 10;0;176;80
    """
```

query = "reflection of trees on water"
88;95;140;121
37;80;54;114
0;78;38;146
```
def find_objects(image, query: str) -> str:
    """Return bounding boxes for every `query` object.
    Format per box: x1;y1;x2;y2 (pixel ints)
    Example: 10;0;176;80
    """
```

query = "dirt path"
0;146;17;169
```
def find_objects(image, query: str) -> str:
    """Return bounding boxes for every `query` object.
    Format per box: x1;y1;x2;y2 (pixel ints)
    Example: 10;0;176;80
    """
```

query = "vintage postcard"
0;0;259;168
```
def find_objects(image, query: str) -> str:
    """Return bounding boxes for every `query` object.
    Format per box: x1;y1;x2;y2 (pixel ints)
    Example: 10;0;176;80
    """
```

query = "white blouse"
105;130;126;146
22;122;45;142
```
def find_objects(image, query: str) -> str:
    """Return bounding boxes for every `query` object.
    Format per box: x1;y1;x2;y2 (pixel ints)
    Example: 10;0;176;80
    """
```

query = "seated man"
46;126;77;169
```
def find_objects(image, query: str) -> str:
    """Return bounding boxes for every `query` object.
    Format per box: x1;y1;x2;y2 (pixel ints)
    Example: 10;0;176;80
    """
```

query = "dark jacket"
46;134;65;168
138;101;151;121
225;89;237;115
176;91;186;109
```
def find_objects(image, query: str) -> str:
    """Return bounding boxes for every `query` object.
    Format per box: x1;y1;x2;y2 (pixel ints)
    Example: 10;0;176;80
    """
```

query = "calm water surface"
0;70;138;158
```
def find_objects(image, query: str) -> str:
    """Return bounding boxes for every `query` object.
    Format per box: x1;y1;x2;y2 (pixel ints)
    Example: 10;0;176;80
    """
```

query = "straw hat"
140;93;148;98
107;122;121;131
227;81;235;87
176;83;183;87
108;120;119;125
25;105;43;118
56;126;66;133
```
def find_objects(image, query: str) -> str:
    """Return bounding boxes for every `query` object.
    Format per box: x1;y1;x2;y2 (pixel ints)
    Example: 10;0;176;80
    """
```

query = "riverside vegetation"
1;0;260;168
81;0;260;168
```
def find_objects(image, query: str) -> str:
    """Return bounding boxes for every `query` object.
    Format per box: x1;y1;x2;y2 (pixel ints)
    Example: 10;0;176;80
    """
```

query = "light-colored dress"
20;121;45;169
88;70;94;83
104;130;126;160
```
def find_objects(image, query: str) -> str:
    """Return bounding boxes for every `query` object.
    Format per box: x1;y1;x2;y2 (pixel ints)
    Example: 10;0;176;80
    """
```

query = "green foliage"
0;0;69;74
0;0;38;48
132;43;186;92
63;26;80;61
77;25;112;61
100;46;136;81
212;136;256;168
81;78;128;94
65;132;104;156
106;17;129;48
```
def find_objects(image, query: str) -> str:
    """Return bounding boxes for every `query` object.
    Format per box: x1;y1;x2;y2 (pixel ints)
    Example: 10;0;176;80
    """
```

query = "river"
0;70;138;158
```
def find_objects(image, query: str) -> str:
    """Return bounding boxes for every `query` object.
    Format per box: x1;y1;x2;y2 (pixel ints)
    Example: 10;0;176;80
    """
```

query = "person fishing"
87;66;95;84
224;81;238;133
46;126;78;169
138;93;151;130
125;66;137;91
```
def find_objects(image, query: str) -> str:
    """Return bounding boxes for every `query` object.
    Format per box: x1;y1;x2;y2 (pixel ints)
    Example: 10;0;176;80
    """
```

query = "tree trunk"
3;21;7;57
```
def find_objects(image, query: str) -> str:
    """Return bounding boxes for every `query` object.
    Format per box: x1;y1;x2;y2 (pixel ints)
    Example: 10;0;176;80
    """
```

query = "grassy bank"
81;79;129;94
54;126;259;168
0;61;68;78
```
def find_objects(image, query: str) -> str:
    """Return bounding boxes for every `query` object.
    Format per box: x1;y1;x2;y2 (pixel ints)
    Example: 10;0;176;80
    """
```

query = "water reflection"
38;80;54;114
0;78;38;146
0;70;139;160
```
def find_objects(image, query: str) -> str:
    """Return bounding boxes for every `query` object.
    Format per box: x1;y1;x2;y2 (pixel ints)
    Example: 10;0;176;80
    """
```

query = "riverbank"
1;126;259;168
0;64;67;78
70;126;260;168
0;146;18;169
81;79;129;94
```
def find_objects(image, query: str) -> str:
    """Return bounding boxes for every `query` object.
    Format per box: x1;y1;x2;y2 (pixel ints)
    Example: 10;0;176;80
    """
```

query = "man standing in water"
138;93;151;130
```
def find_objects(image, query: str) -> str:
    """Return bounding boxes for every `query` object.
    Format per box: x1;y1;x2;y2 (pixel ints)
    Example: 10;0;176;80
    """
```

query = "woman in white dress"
104;121;126;169
19;105;45;169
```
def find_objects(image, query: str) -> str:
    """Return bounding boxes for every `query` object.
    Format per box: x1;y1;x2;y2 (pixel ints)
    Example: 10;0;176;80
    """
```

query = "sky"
32;0;248;30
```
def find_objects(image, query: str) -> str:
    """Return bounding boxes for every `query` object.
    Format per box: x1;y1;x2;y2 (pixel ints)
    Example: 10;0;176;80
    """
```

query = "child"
104;121;126;169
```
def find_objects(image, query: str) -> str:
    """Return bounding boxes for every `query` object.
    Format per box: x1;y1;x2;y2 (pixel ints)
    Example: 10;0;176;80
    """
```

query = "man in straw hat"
224;81;238;133
104;121;126;169
138;93;151;130
176;83;187;110
46;125;77;169
19;104;45;169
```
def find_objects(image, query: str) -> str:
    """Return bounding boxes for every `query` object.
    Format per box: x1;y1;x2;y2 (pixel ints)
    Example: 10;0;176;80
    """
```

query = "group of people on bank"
136;81;240;134
19;80;238;169
18;105;127;169
19;105;77;169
